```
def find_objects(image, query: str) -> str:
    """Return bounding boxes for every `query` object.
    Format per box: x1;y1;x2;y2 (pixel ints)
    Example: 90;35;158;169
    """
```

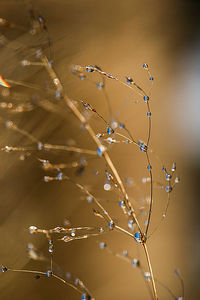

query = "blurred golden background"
0;0;200;299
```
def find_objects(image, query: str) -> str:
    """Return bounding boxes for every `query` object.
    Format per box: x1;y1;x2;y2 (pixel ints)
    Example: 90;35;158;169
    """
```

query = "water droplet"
119;123;125;129
134;232;141;243
44;176;51;182
166;173;172;181
171;162;176;172
139;143;148;152
119;200;125;207
125;177;133;186
104;182;111;191
175;177;180;183
74;278;79;285
111;121;118;129
27;243;34;250
46;270;53;278
165;185;172;193
81;294;91;300
134;232;140;239
109;221;114;229
138;140;142;146
132;258;139;267
174;269;179;276
57;172;63;180
55;90;61;99
79;73;86;80
97;145;106;157
21;60;29;66
106;171;111;181
107;127;114;135
128;219;135;230
37;142;43;150
87;195;94;203
143;96;149;102
142;177;147;183
106;137;115;144
99;242;106;249
1;266;7;272
86;65;95;72
81;294;87;300
53;78;60;86
126;77;133;84
143;63;148;70
29;226;38;234
99;227;104;233
144;272;151;280
97;82;104;89
122;250;128;257
4;146;11;152
70;230;76;237
80;157;87;166
48;244;53;253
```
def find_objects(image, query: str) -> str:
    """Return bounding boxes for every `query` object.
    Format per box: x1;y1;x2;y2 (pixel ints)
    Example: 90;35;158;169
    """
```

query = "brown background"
0;0;200;299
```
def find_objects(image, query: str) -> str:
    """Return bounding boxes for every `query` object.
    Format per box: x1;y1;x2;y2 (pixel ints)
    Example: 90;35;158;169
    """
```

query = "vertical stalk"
143;243;158;300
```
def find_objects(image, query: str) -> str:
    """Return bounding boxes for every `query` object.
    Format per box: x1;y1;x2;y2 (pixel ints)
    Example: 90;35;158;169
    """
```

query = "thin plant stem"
7;268;90;296
155;279;177;299
114;225;135;239
143;243;158;300
145;151;153;237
